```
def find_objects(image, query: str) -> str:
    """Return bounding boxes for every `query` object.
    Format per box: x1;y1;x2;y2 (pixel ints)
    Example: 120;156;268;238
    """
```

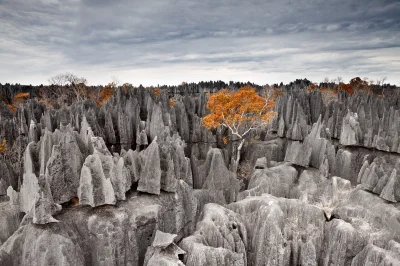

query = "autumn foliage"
202;85;276;138
202;85;277;172
169;98;175;107
306;77;372;97
0;139;7;153
153;88;161;97
8;92;30;112
96;83;115;107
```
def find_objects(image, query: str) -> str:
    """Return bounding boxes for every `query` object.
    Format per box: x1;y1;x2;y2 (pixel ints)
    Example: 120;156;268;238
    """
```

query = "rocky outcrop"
44;129;85;204
237;163;298;200
358;155;400;202
149;103;165;142
78;152;116;207
284;116;335;171
32;174;62;224
0;223;86;266
2;84;400;266
284;140;312;167
340;111;362;146
0;203;23;245
351;243;400;266
138;137;162;195
1;184;197;266
19;173;40;213
0;159;18;197
143;230;185;266
181;194;327;266
179;203;247;266
242;138;286;165
232;195;326;266
332;188;400;261
200;148;241;203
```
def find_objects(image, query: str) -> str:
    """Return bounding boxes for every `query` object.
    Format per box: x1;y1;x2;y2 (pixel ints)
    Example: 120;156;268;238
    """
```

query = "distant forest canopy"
0;76;398;109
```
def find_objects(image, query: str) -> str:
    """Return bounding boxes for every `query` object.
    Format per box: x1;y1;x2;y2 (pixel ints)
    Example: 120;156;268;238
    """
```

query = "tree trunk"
232;138;245;173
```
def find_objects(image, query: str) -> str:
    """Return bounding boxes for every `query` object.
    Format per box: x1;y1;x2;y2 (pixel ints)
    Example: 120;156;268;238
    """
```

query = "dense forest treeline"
1;77;398;105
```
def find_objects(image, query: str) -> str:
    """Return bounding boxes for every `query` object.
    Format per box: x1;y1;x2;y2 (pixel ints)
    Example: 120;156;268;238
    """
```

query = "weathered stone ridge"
0;85;399;266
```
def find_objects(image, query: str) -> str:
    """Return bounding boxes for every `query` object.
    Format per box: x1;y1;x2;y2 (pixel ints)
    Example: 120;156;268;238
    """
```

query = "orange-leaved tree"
96;82;116;107
202;85;277;172
8;92;30;112
0;139;6;153
169;98;175;107
153;88;161;97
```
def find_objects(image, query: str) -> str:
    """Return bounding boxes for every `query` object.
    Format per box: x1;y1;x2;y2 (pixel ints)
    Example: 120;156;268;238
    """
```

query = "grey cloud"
0;0;399;85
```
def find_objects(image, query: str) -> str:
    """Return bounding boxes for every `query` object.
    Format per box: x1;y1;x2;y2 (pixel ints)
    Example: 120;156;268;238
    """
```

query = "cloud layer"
0;0;399;85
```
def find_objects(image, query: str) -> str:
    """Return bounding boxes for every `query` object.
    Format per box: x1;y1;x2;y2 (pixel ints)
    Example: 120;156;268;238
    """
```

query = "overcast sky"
0;0;399;86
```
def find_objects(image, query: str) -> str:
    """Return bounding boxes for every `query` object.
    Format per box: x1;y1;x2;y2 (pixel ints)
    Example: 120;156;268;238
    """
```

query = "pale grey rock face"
158;135;191;193
79;115;93;148
19;173;40;213
28;119;38;143
202;148;240;203
254;157;269;169
32;175;62;224
0;223;86;266
230;194;326;266
138;137;162;195
284;141;312;167
3;87;400;266
174;102;190;142
174;180;197;238
358;156;400;202
118;111;132;150
340;111;362;146
192;189;226;219
149;103;165;142
303;116;335;170
78;153;116;207
24;141;37;175
380;167;400;202
242;138;286;165
111;156;131;200
333;149;358;185
283;116;335;169
144;230;185;266
0;202;23;245
322;219;367;266
351;244;400;266
237;163;298;200
180;203;247;266
123;149;142;183
137;129;149;147
332;188;400;254
159;148;177;193
1;184;198;266
45;131;84;204
181;194;327;266
39;129;54;176
281;97;310;141
6;186;19;206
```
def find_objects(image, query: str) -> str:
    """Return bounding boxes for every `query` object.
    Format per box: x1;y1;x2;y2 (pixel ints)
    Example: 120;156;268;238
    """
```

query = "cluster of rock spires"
0;86;399;266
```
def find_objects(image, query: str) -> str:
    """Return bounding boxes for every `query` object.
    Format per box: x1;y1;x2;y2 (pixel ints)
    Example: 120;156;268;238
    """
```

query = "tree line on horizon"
0;73;398;112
